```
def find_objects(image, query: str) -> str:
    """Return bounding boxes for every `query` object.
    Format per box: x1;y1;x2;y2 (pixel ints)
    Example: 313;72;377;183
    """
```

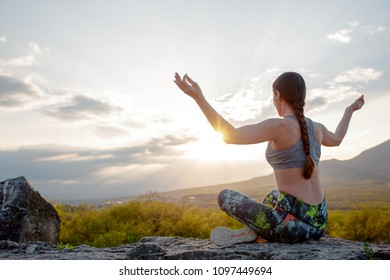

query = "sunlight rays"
182;129;265;162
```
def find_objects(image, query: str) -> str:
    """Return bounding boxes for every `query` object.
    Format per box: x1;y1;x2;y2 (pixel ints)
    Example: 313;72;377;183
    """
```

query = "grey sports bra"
265;116;321;170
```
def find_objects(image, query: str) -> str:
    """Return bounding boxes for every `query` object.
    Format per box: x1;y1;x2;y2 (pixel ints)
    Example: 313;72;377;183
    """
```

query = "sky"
0;0;389;201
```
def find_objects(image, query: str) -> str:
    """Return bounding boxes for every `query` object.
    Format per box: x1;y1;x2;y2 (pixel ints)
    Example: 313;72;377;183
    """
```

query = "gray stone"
127;242;168;260
26;244;43;254
0;240;19;250
0;176;60;243
127;236;390;260
0;236;388;260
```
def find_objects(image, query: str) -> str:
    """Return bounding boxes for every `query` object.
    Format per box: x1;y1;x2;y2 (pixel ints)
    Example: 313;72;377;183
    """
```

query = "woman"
174;72;364;245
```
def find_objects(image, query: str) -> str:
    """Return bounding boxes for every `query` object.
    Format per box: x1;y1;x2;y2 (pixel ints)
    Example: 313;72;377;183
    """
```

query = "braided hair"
272;72;315;179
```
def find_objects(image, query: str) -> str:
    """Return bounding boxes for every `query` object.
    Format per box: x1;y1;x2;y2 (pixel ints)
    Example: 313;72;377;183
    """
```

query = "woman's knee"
217;189;230;208
262;189;280;206
218;189;250;211
218;189;242;209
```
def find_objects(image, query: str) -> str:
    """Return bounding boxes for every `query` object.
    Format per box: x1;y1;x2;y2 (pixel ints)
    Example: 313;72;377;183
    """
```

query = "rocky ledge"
0;235;389;260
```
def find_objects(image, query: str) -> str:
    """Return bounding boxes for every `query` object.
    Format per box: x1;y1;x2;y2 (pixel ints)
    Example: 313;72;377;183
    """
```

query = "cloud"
327;21;386;43
28;42;43;55
0;36;7;43
0;134;199;200
309;73;321;78
45;95;123;122
211;71;281;123
327;29;353;43
94;125;129;139
213;90;269;122
0;75;42;107
333;67;382;84
125;119;146;129
348;21;360;27
3;55;36;66
364;25;386;35
2;41;47;66
308;83;357;108
266;67;281;74
148;134;198;150
210;66;382;121
307;67;382;112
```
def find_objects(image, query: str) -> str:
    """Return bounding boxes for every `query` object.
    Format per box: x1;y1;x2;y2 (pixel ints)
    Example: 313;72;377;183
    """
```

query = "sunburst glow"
183;130;264;162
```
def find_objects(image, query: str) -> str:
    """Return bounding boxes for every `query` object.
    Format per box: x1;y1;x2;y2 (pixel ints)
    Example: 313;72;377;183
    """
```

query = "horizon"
0;1;389;200
49;138;390;203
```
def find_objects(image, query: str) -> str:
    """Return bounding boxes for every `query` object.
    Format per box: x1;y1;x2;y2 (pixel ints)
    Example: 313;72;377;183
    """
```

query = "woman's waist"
274;170;324;205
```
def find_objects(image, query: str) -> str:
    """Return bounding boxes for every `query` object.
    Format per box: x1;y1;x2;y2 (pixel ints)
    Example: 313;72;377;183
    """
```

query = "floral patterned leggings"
218;189;328;243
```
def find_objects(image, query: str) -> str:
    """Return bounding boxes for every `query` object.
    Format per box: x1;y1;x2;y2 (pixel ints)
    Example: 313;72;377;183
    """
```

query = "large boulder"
0;176;60;244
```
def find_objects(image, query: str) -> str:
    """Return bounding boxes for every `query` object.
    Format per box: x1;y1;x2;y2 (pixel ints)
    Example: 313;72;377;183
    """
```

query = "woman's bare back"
269;117;324;205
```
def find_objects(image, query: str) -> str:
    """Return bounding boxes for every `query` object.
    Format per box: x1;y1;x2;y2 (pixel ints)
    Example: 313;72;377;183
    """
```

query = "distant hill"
320;139;390;183
161;139;390;209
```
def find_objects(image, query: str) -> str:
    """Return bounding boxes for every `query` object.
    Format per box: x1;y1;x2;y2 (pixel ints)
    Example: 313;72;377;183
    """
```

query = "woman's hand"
322;95;365;147
350;95;365;112
174;73;204;102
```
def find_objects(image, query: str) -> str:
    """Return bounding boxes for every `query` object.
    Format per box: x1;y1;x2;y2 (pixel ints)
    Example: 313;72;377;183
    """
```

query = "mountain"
320;139;390;183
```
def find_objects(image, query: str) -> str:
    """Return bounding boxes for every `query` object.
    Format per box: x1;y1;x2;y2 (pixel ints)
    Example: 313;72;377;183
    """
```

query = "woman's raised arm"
174;73;280;145
320;95;365;147
174;73;236;140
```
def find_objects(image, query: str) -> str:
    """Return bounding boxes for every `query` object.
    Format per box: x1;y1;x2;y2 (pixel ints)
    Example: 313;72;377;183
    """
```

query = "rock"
128;236;390;260
127;241;168;260
0;176;60;244
0;240;19;250
0;236;388;260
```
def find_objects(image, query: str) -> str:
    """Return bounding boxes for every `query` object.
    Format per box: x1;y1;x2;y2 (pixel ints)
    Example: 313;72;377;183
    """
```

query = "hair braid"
273;72;315;179
292;100;315;179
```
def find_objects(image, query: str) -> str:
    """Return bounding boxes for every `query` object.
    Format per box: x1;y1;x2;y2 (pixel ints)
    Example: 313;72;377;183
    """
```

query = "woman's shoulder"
307;119;326;144
270;117;299;131
309;119;327;130
259;117;288;128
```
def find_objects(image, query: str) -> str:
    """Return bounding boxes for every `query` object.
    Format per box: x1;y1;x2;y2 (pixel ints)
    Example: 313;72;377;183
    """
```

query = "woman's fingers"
175;73;192;88
174;73;186;89
183;74;200;90
357;95;364;106
174;72;182;84
174;73;204;101
351;95;365;111
174;72;192;94
185;74;197;86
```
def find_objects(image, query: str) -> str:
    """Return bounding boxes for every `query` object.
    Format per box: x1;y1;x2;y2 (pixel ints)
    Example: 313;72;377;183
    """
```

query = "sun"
183;129;260;162
183;131;226;161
